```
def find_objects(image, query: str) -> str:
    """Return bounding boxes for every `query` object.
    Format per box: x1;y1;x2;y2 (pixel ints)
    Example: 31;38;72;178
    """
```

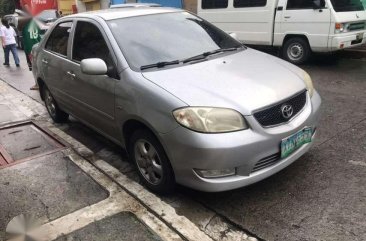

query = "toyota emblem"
281;104;294;119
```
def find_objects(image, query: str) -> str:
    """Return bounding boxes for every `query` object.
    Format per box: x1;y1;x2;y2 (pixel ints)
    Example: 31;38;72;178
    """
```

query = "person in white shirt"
1;18;20;67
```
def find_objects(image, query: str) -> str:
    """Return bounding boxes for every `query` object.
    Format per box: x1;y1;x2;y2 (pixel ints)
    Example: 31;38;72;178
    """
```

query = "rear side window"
234;0;267;8
45;22;72;56
286;0;314;9
72;21;114;69
202;0;228;9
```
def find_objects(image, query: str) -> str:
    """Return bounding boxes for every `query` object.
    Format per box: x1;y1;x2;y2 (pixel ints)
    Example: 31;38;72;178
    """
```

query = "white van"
197;0;366;64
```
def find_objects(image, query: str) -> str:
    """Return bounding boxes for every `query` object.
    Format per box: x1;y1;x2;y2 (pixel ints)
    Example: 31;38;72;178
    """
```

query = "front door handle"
284;16;291;19
42;59;48;64
66;71;76;78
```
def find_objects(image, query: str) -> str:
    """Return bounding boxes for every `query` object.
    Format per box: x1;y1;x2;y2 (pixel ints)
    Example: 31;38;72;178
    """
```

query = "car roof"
63;7;182;21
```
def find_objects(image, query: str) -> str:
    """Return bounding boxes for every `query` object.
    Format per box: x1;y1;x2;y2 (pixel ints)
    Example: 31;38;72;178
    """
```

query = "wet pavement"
1;50;365;241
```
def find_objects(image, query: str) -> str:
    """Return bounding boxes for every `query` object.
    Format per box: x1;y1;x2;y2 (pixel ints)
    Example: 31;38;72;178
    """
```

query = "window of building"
202;0;228;9
45;22;73;56
234;0;267;8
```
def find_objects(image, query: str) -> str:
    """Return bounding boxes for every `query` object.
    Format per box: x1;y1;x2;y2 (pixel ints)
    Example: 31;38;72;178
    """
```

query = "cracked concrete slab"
0;152;109;240
54;212;162;241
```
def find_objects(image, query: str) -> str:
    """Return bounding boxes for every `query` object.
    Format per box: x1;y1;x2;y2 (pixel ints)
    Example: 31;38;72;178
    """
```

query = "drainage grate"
0;121;66;168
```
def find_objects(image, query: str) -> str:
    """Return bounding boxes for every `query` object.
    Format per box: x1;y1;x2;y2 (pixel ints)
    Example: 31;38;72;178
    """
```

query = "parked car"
32;7;321;193
198;0;366;64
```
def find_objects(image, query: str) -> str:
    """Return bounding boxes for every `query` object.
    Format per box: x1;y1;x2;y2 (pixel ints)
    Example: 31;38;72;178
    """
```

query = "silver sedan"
32;6;321;193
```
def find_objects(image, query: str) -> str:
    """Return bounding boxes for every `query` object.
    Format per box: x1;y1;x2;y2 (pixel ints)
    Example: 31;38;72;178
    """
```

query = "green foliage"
0;0;16;17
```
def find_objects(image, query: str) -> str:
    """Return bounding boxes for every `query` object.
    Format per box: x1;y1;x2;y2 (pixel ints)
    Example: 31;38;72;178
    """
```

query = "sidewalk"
0;81;174;241
0;52;218;241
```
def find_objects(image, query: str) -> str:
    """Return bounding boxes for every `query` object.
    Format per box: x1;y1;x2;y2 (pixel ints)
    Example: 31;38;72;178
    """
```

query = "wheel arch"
283;34;312;51
122;118;176;177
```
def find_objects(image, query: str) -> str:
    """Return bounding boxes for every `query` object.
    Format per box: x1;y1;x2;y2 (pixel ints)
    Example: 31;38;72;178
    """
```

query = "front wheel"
282;37;311;65
129;129;175;194
43;86;69;123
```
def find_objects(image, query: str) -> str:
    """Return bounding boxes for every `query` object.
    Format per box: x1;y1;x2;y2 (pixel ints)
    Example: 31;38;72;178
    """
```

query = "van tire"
282;37;310;65
129;129;175;194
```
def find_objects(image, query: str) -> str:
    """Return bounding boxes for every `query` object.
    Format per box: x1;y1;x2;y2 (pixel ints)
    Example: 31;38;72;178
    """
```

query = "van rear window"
234;0;267;8
202;0;228;9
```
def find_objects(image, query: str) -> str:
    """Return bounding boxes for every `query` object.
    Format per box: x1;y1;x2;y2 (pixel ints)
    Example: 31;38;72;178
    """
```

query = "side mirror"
229;32;238;40
81;58;107;75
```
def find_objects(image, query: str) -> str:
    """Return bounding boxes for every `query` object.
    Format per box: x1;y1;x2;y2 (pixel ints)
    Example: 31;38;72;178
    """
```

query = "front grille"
253;91;307;127
251;153;281;173
348;22;365;31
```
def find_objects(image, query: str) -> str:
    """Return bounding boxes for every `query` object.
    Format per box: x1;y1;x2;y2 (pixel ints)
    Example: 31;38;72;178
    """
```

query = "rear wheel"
282;37;311;65
43;86;69;123
129;129;175;194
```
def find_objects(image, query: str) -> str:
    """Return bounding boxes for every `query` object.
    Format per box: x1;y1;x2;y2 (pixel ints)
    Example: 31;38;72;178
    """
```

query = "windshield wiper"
182;47;241;64
140;60;180;70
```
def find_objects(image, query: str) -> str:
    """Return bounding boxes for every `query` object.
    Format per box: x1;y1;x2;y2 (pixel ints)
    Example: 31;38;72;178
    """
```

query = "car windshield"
107;12;242;71
330;0;365;12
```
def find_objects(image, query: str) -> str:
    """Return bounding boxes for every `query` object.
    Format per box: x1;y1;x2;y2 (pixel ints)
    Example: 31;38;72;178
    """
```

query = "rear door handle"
66;71;76;78
42;59;48;64
284;16;291;19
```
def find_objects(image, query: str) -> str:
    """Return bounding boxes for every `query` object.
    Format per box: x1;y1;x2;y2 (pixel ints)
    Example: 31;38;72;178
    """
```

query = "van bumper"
330;31;366;51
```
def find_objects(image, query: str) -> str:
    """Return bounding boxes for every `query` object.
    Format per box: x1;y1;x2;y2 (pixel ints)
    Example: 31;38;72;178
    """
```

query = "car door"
40;21;74;108
63;19;119;141
280;0;331;49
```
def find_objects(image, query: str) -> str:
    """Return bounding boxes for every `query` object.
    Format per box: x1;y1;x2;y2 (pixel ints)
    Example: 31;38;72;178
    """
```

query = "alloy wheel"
45;90;56;118
134;140;163;185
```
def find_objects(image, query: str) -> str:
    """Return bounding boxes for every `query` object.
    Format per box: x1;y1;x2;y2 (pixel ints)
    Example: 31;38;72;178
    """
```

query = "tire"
129;129;175;194
43;86;69;123
282;37;311;65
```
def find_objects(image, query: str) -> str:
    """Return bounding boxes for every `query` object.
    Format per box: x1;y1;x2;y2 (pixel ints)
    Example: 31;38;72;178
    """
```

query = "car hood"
142;48;307;115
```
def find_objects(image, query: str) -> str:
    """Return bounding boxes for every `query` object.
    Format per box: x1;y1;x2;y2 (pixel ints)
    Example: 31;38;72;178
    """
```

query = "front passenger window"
72;21;115;72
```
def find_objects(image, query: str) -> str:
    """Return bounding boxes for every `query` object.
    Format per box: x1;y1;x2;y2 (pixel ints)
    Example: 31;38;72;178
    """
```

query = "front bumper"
330;31;366;51
160;91;322;192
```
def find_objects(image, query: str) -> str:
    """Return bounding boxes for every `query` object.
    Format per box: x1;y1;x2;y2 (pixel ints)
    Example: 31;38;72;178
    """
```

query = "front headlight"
302;70;314;97
173;107;248;133
335;22;350;34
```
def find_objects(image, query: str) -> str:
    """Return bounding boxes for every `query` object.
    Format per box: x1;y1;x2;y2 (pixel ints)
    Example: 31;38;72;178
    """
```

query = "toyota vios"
32;7;321;193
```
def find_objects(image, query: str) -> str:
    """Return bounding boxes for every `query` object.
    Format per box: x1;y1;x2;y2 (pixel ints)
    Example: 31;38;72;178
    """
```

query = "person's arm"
0;30;5;48
12;27;17;37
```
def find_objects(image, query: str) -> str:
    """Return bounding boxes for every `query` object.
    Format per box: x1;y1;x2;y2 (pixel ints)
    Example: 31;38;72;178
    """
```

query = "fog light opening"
194;168;236;178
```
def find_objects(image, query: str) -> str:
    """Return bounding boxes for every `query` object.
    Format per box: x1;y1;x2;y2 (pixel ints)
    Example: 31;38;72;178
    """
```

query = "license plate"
281;127;313;159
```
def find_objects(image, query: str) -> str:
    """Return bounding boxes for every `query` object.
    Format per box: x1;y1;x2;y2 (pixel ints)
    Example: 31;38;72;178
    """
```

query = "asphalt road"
179;56;366;241
1;51;365;241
